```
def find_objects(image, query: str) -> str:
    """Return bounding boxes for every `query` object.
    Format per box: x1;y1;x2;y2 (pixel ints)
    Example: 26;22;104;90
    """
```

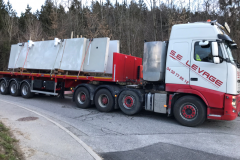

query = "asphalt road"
0;94;239;160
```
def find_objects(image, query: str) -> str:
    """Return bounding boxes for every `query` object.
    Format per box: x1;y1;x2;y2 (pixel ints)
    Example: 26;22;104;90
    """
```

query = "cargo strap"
58;40;67;71
77;39;93;79
51;41;63;75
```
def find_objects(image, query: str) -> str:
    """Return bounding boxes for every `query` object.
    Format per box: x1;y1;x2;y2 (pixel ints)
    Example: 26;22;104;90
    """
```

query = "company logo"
169;50;223;88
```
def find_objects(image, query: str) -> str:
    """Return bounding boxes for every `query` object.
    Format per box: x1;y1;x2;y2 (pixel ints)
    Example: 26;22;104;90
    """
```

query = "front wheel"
173;95;206;127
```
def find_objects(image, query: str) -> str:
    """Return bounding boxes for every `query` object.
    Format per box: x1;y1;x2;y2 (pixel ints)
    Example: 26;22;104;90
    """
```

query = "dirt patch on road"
17;117;39;121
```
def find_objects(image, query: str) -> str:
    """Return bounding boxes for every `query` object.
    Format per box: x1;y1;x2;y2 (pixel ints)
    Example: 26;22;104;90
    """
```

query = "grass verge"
0;122;21;160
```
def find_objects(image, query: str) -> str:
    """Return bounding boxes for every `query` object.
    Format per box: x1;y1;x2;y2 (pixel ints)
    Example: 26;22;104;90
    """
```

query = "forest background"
0;0;239;70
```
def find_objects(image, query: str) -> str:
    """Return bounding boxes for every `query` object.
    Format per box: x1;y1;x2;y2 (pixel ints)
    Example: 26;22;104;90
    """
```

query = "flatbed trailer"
0;52;144;111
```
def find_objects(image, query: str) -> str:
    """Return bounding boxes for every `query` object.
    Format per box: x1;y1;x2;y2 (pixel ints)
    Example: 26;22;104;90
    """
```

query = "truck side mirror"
213;57;220;64
212;42;218;56
212;42;219;64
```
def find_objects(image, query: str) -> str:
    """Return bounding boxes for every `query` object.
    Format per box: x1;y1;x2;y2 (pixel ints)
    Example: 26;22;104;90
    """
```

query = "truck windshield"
224;41;235;63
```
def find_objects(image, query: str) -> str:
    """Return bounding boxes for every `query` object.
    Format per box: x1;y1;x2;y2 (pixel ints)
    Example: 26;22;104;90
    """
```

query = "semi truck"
0;20;239;127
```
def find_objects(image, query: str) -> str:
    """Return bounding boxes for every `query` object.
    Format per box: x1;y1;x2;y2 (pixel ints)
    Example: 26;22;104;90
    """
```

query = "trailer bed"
0;71;113;82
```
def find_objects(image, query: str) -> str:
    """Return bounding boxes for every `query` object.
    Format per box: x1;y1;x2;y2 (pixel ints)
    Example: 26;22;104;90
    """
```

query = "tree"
39;0;54;38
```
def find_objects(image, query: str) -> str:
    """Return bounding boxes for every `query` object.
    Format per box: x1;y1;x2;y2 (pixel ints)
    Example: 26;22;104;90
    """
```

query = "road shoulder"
0;100;98;160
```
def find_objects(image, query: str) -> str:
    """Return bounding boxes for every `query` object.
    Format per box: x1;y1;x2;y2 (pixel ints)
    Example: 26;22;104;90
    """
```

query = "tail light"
232;96;236;108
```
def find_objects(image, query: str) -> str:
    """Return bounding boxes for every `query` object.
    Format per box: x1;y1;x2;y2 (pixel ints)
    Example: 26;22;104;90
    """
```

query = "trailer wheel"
21;82;34;98
0;81;9;95
74;87;91;109
9;81;20;96
94;89;114;112
118;90;142;115
173;95;206;127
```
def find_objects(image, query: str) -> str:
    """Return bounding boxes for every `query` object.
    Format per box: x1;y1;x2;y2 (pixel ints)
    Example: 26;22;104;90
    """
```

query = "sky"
4;0;46;16
3;0;92;16
3;0;193;17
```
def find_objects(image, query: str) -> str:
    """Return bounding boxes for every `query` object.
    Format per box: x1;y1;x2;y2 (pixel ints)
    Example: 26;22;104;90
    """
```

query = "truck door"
165;42;190;86
190;40;227;108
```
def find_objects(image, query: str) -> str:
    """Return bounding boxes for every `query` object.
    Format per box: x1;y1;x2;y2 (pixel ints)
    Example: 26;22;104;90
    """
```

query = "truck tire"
9;81;20;96
118;90;143;115
0;80;9;95
94;89;114;112
74;87;91;109
173;95;206;127
21;82;34;98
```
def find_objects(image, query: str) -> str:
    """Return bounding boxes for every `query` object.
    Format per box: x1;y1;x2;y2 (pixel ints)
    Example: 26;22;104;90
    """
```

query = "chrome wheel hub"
98;94;109;108
122;95;135;109
180;103;198;121
22;86;28;96
77;92;86;104
0;83;6;93
11;84;17;94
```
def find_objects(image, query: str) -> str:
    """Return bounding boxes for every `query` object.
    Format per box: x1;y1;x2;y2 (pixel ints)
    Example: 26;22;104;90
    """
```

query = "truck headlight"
232;96;236;109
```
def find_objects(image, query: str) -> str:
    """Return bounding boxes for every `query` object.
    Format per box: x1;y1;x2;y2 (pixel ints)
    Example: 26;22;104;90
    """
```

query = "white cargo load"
83;38;110;73
8;37;119;74
58;38;87;71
